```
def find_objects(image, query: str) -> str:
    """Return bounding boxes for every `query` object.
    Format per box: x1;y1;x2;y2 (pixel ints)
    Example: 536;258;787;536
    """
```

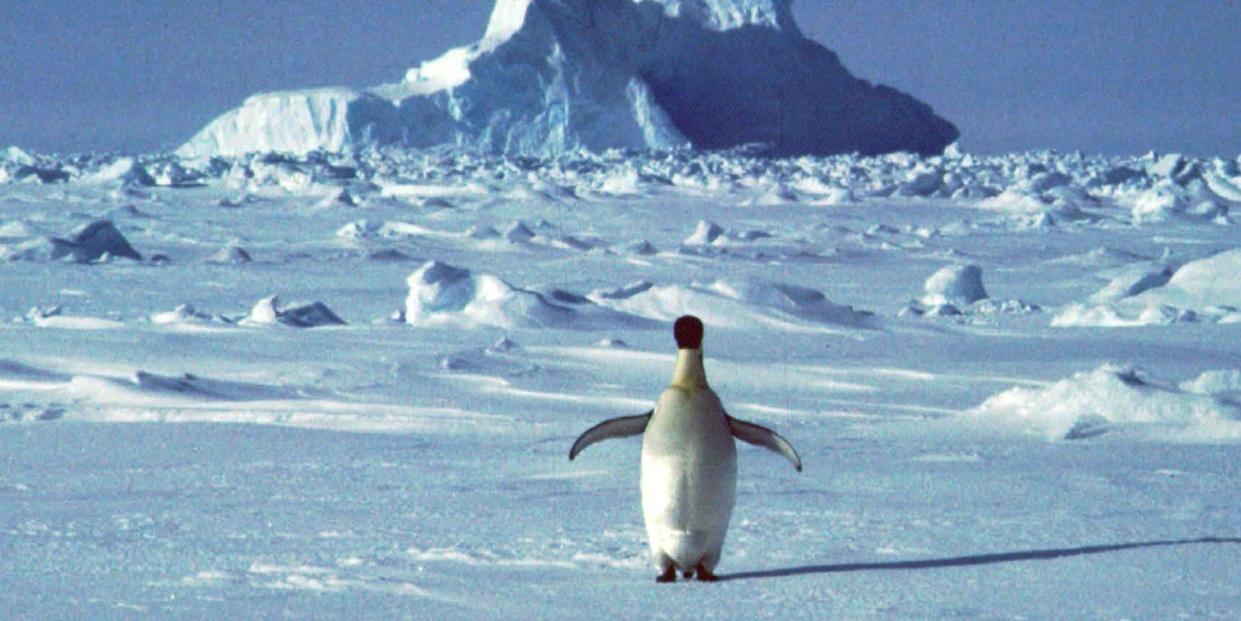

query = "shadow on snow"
721;537;1241;582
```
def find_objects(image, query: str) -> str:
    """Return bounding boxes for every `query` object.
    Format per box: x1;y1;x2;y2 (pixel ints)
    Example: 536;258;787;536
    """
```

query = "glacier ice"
178;0;957;158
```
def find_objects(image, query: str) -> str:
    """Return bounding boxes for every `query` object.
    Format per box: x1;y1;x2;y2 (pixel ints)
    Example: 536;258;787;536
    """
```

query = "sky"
2;0;1238;156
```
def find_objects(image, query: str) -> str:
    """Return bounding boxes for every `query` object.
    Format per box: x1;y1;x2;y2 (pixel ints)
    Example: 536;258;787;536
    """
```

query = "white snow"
1181;369;1241;398
922;264;988;306
243;295;346;328
3;144;1241;618
1131;247;1241;308
1054;247;1241;327
80;157;155;186
960;365;1241;442
206;245;252;264
590;277;869;331
404;260;638;329
683;219;725;246
635;0;795;31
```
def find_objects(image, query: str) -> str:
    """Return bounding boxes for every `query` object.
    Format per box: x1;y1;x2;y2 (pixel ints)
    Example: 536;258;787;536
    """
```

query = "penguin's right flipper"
726;415;803;472
569;411;652;460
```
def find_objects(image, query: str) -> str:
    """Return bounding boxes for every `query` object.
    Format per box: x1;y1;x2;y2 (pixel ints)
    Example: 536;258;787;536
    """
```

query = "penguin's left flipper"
726;415;803;472
569;411;653;460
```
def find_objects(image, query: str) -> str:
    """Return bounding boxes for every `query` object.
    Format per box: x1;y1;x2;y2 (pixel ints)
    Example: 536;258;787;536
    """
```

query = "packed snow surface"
3;144;1241;618
178;0;956;158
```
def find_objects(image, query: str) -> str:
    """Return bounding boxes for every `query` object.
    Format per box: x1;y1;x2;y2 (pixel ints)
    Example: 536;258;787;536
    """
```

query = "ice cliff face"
178;0;958;159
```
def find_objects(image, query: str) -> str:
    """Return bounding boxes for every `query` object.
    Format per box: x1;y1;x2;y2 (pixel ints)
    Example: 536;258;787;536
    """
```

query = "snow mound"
683;220;725;246
922;264;988;306
901;263;1038;320
594;168;642;196
405;260;644;330
80;157;155;186
963;365;1241;442
680;220;775;249
792;177;855;205
206;245;252;264
145;160;204;187
590;276;871;331
1;145;36;167
502;221;536;244
335;220;379;240
1204;171;1241;202
978;188;1095;225
1087;265;1174;303
1181;369;1241;400
243;295;346;328
1050;303;1203;328
150;304;231;327
1132;248;1241;309
65;370;301;404
894;165;944;197
0;220;42;241
1126;179;1232;224
26;306;126;330
1;219;142;263
1055;249;1241;327
178;0;956;158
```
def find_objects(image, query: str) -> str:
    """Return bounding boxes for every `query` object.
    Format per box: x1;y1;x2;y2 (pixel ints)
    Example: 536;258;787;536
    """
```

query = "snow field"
2;143;1241;617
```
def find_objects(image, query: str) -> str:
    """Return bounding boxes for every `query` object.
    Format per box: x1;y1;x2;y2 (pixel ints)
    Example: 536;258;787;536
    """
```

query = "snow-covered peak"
636;0;796;32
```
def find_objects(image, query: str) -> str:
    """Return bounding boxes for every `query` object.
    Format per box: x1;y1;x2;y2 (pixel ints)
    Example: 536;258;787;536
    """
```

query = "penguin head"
673;315;704;350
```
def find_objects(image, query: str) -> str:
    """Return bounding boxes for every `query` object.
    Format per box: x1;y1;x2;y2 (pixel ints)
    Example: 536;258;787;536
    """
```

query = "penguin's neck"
670;348;708;390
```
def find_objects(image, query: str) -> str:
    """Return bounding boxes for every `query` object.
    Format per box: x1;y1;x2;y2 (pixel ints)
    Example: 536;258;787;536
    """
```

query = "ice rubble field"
2;145;1241;618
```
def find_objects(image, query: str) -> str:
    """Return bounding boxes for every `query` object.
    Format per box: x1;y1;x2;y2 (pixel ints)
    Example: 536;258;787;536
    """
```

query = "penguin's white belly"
639;389;737;569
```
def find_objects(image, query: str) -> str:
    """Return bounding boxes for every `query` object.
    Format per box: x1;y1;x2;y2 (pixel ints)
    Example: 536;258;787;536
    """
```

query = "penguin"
570;315;802;583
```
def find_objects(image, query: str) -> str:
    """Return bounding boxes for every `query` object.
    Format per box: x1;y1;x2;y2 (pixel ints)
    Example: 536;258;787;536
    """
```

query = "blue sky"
2;1;1237;156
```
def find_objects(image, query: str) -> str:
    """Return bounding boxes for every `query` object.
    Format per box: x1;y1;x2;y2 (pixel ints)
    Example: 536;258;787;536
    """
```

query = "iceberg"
178;0;957;158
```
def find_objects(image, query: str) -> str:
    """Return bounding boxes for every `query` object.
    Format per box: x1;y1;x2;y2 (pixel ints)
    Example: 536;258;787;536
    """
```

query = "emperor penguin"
570;315;802;583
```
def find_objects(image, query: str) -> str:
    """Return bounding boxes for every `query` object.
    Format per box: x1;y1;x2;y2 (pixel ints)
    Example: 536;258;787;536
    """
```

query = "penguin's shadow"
721;536;1241;582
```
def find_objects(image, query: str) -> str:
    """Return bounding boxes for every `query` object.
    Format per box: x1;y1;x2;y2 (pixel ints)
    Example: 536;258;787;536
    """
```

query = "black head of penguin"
673;315;704;350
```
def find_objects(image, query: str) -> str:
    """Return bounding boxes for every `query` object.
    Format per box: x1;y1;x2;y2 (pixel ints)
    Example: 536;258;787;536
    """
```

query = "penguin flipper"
726;415;803;472
569;411;652;460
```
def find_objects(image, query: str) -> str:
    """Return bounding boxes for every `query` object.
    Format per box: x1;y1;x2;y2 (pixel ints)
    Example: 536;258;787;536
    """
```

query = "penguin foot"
694;563;718;582
656;566;677;583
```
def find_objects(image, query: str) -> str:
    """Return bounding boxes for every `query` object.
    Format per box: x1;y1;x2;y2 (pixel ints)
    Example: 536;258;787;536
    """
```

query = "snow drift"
961;365;1241;442
1130;248;1241;309
1053;248;1241;327
404;260;647;329
178;0;957;158
589;276;872;331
